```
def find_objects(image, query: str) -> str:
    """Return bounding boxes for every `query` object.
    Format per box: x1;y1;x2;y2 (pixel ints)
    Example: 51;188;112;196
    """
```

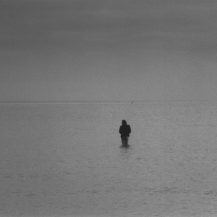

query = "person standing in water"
119;120;131;147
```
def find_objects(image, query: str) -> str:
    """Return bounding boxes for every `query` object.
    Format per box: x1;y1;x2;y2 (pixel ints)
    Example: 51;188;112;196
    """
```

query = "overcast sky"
1;0;217;101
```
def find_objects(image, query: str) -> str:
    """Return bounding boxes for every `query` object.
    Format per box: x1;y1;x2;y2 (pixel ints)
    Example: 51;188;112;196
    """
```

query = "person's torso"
120;125;131;136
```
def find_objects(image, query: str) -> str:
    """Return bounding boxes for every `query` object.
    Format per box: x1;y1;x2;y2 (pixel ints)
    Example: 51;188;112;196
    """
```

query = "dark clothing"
119;120;131;148
121;136;129;147
119;124;131;138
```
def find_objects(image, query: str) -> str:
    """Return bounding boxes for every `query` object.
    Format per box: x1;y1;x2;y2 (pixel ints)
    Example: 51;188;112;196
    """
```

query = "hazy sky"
1;0;217;101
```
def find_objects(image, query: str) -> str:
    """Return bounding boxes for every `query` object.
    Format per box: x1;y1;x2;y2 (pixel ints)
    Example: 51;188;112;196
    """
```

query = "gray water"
1;101;217;217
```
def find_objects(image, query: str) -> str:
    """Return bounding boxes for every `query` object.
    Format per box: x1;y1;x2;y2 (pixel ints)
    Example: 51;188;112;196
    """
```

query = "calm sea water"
1;101;217;217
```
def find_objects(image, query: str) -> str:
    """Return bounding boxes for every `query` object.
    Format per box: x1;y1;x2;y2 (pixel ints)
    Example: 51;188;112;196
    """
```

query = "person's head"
122;120;127;125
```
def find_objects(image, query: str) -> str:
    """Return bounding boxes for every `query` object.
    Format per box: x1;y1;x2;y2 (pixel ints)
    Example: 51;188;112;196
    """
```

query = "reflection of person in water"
119;120;131;147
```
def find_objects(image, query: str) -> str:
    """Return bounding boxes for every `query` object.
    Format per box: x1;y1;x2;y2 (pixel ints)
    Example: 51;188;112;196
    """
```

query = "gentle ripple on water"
0;102;217;216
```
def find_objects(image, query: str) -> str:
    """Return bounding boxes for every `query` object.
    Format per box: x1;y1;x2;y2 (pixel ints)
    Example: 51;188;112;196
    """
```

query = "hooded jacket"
119;121;131;137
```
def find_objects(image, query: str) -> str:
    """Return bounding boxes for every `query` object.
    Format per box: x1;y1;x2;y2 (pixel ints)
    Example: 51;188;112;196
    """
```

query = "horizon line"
0;99;213;104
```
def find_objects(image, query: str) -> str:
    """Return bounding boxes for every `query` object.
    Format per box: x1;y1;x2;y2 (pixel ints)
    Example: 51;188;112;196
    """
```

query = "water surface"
0;101;217;216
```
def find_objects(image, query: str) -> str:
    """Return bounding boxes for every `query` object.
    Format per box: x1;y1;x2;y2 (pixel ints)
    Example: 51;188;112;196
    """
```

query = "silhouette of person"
119;120;131;147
